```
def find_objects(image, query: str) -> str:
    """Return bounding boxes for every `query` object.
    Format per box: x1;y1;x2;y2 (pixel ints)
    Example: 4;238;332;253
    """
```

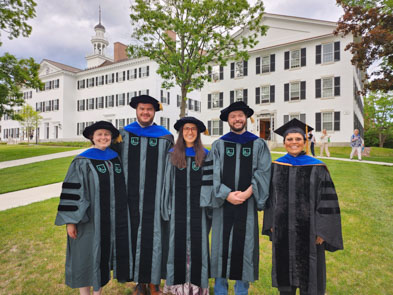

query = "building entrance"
259;119;271;140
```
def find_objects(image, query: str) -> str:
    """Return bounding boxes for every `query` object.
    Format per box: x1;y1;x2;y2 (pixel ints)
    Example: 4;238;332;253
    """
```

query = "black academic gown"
262;153;343;294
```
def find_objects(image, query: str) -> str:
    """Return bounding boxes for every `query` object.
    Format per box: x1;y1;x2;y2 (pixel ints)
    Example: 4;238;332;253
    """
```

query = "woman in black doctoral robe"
262;119;343;295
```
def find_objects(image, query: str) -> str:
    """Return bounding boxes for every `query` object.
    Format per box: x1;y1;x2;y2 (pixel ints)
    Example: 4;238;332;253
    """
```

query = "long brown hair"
171;126;206;169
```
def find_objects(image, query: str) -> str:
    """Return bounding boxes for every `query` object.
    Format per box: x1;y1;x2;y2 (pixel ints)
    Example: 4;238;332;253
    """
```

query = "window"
290;50;300;68
139;66;149;78
261;86;270;103
316;111;340;132
177;94;181;107
160;117;170;130
54;79;59;88
194;100;201;112
88;78;94;88
128;69;137;80
285;82;305;101
97;96;104;109
45;101;51;112
235;89;243;102
316;42;340;64
118;71;126;82
262;56;270;73
107;95;114;108
139;89;149;95
127;117;136;125
284;113;306;124
77;100;85;111
107;73;114;84
53;99;59;111
285;48;306;69
231;61;247;78
116;118;126;129
322;112;333;131
210;65;223;81
188;99;194;110
87;98;95;110
98;76;104;86
77;122;85;135
212;93;220;108
322;78;333;98
208;120;223;136
290;82;300;100
118;93;126;106
160;90;169;104
230;89;248;104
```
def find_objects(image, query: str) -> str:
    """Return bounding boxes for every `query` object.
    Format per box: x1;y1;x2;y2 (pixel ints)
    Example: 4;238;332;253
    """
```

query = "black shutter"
95;97;98;109
167;92;170;105
220;66;224;80
127;93;130;104
284;115;289;124
255;87;260;104
334;41;340;61
208;121;212;135
316;79;321;98
116;72;119;82
208;94;211;109
160;90;164;102
105;96;108;108
256;57;261;74
139;67;141;78
316;45;322;64
134;69;137;78
270;85;275;103
77;81;79;89
300;113;306;123
315;112;321;132
243;61;248;76
127;70;130;80
334;76;341;96
301;81;306;100
243;89;248;104
270;54;275;72
230;91;234;104
284;51;290;69
105;75;108;84
219;92;223;107
112;73;114;82
284;83;289;101
147;66;149;76
230;62;234;78
301;48;306;67
95;77;98;86
334;111;340;131
147;89;149;95
219;121;223;135
208;67;212;79
116;94;118;106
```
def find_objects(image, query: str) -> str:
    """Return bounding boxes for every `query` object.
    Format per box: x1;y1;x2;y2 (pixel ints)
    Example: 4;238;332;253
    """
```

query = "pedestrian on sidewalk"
55;121;131;295
320;129;330;157
350;129;363;161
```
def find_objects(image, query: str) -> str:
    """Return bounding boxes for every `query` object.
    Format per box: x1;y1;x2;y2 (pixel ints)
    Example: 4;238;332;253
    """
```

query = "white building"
200;13;364;146
0;13;363;146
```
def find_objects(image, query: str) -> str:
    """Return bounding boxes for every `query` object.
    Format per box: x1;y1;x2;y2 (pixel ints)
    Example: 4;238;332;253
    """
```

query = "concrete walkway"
0;150;392;211
0;148;87;169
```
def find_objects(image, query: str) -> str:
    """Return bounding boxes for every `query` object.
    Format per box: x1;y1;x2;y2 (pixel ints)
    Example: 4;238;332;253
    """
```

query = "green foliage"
364;91;393;147
14;104;42;142
0;0;37;45
128;0;267;117
335;0;393;92
0;53;43;118
0;156;74;194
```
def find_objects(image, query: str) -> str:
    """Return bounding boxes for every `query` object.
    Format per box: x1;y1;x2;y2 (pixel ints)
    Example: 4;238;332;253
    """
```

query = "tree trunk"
379;133;386;148
179;86;188;118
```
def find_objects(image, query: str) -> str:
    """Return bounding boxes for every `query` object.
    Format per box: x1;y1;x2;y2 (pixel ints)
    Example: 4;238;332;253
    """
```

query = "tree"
335;0;393;93
15;103;42;143
128;0;267;117
363;91;393;147
0;0;37;46
0;0;42;119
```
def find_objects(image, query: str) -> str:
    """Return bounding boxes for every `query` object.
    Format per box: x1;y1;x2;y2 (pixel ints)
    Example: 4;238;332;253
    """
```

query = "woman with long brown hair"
162;117;210;295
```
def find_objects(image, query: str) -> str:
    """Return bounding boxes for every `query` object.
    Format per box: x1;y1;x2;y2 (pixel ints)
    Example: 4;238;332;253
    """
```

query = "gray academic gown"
201;137;271;282
55;155;131;291
118;128;173;284
161;154;211;288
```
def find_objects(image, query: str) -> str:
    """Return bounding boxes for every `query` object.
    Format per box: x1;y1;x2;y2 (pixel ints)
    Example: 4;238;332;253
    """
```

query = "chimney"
114;42;128;62
165;30;176;42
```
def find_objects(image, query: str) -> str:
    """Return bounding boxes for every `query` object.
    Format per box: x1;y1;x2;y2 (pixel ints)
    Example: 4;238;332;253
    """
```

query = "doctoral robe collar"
220;131;259;144
79;147;118;160
169;147;209;157
124;121;171;138
275;152;324;166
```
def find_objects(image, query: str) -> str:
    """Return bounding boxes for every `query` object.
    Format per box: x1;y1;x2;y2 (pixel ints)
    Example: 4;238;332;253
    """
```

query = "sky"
0;0;344;70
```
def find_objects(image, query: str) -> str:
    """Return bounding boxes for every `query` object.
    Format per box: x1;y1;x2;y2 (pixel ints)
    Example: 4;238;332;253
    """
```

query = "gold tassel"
204;129;210;136
159;102;163;111
250;116;255;123
305;125;310;155
115;134;123;143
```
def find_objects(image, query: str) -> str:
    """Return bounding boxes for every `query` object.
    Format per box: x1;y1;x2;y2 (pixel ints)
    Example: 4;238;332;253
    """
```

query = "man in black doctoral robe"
262;118;343;295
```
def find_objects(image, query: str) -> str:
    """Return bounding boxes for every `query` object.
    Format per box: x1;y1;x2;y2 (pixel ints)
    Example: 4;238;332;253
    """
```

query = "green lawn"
0;157;74;194
0;145;83;162
0;160;392;294
272;146;393;163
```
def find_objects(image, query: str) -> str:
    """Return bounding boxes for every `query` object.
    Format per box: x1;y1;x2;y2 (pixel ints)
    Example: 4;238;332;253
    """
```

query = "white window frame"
261;56;270;73
322;43;334;64
235;61;244;78
290;82;300;101
211;92;220;109
87;98;94;110
97;97;104;109
88;78;94;87
322;77;333;98
107;74;114;84
107;95;114;108
235;89;243;102
160;117;170;130
322;112;334;131
118;93;126;106
290;113;300;120
98;76;104;86
212;65;220;81
260;86;270;104
141;66;149;78
129;69;137;80
53;99;59;111
212;120;221;136
290;49;300;69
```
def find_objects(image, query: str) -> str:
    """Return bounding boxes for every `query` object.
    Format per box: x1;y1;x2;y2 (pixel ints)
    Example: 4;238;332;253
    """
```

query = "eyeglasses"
183;127;198;132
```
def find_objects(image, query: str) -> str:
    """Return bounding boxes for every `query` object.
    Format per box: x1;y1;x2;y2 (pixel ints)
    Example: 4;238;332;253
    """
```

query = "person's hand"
67;224;78;239
316;236;324;245
226;191;244;205
270;228;273;233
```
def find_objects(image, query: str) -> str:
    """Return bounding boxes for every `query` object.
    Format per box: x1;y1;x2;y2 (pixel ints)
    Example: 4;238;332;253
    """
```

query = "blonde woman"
319;129;330;157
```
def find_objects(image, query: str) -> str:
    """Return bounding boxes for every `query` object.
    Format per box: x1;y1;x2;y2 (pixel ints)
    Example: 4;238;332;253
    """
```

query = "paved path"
0;148;87;169
0;150;392;211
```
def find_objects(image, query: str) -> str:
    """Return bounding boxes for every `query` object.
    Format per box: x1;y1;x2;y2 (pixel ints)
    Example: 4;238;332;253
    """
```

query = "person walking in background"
263;119;343;295
201;101;271;295
55;121;130;295
309;130;316;157
161;117;210;295
350;129;363;161
319;129;330;157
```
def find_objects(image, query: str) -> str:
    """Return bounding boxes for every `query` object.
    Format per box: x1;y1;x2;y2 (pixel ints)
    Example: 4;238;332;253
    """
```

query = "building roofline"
41;59;82;73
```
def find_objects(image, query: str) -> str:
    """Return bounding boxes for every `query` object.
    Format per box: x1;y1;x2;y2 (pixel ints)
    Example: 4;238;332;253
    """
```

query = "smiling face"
228;110;247;134
284;132;305;157
182;123;198;147
92;129;112;150
136;103;155;126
